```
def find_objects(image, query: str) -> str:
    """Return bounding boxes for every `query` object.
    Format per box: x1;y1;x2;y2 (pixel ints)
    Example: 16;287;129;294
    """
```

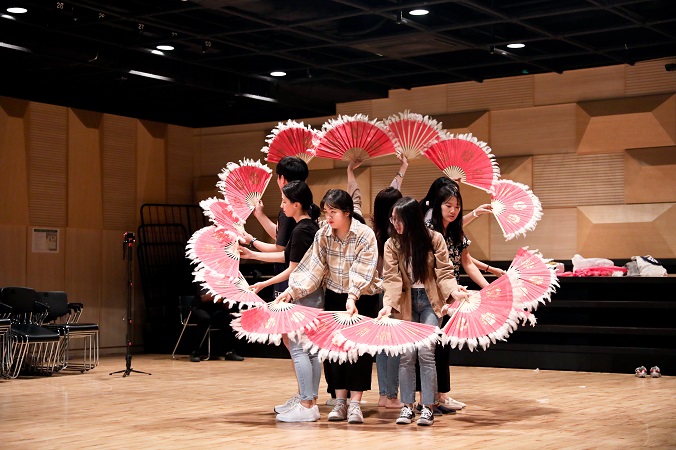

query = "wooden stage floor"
1;354;674;449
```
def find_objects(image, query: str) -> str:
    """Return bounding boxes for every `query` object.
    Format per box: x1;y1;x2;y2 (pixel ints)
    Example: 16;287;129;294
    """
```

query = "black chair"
0;302;12;378
171;295;220;360
0;287;60;378
38;291;99;372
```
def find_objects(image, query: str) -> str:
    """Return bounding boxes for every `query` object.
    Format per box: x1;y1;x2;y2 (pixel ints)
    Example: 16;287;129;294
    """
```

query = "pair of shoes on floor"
399;405;434;426
189;351;201;363
275;394;300;414
327;402;363;423
636;366;661;378
276;403;319;422
223;351;244;361
442;397;466;409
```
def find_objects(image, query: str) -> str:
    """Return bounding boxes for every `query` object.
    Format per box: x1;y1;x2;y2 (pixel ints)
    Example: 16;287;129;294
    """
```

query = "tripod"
110;232;151;377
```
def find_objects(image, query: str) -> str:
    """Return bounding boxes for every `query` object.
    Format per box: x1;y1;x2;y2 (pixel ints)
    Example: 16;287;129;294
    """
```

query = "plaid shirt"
287;218;381;301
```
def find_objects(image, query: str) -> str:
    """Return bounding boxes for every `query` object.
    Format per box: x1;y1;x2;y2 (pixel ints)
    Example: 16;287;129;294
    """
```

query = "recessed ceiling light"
156;45;174;51
1;13;17;20
270;71;286;77
507;43;525;49
409;9;429;16
0;41;31;52
151;49;164;55
6;7;28;14
129;70;174;82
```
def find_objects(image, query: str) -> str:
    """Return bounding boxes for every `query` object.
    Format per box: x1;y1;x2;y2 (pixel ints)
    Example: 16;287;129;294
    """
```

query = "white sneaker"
276;403;319;423
327;402;347;421
274;394;300;414
444;397;466;409
347;403;364;424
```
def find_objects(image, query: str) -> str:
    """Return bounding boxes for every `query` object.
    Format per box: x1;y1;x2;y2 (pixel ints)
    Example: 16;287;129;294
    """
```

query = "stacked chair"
0;301;11;378
38;291;99;372
0;286;60;378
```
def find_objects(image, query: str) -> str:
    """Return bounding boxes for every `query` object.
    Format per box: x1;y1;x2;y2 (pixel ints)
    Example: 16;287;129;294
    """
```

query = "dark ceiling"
1;0;674;128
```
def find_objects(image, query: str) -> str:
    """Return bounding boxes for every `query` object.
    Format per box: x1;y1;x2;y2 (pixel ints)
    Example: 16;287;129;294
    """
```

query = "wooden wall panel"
0;100;29;224
578;203;675;258
337;99;374;117
491;104;578;156
65;228;102;324
28;103;67;227
137;121;167;211
102;115;136;231
68;109;103;229
533;153;624;207
491;208;578;261
435;111;490;142
0;225;27;287
577;95;675;154
495;156;533;186
534;65;625;106
199;130;267;175
167;125;194;204
626;58;676;96
99;229;133;350
446;76;534;113
625;147;676;204
26;226;65;291
374;84;448;117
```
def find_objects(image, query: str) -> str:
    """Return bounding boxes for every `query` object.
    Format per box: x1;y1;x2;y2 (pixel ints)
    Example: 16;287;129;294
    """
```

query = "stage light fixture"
236;93;278;103
409;9;429;16
128;70;174;82
0;41;31;52
156;45;174;51
507;43;525;49
270;71;286;77
6;7;27;14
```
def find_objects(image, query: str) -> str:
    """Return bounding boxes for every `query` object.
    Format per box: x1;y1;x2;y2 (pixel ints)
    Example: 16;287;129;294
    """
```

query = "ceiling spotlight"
6;7;28;14
270;71;286;77
1;13;17;20
507;43;525;49
151;49;164;55
409;9;429;16
156;45;174;51
128;70;174;82
236;93;278;103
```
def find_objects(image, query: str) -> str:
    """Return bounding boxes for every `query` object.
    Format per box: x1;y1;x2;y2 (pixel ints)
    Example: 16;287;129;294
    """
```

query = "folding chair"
0;302;12;378
171;295;220;360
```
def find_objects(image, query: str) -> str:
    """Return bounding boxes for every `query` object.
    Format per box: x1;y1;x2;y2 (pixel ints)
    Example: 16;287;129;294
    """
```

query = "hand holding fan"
316;114;395;162
507;247;559;311
302;311;365;363
384;110;447;160
199;197;246;238
186;226;240;279
216;159;272;220
491;179;543;240
196;270;265;308
423;133;500;193
231;301;322;346
334;316;440;357
261;120;319;163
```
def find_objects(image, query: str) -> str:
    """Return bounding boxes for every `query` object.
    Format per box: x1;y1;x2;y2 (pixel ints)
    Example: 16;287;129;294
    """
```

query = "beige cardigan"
382;229;459;321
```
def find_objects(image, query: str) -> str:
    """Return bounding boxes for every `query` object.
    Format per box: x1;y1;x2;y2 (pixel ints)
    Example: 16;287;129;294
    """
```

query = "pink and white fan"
334;316;440;357
199;197;246;238
423;133;500;193
507;247;559;312
384;110;447;160
302;311;365;363
186;226;240;280
231;302;322;346
441;275;521;351
491;179;543;240
261;120;319;163
216;159;272;221
196;270;265;308
316;114;396;162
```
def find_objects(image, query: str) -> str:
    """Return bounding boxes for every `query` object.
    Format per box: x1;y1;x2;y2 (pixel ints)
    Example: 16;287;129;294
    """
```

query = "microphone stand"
110;232;151;377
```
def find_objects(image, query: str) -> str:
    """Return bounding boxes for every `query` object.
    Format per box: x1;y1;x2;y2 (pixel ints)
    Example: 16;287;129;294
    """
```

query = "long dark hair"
430;184;464;245
390;197;434;283
372;186;402;256
419;176;455;217
282;180;319;221
320;189;353;217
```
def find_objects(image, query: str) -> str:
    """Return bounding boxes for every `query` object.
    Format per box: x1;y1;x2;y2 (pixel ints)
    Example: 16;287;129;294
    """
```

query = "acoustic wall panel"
167;125;194;204
534;65;625;106
0;99;29;224
446;76;534;113
625;147;676;204
68;109;103;229
376;84;448;118
626;58;676;96
0;225;27;287
102;114;136;231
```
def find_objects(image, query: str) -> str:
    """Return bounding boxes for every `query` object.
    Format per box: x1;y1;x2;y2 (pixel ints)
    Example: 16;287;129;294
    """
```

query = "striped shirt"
287;217;381;301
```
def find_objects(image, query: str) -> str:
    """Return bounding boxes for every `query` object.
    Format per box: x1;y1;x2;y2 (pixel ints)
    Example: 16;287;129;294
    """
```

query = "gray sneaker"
417;406;434;426
347;403;364;424
327;402;347;421
274;394;300;414
395;405;415;425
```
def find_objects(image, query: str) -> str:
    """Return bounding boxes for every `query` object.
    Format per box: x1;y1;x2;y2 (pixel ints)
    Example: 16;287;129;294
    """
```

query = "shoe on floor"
347;403;364;424
224;351;244;361
435;403;457;415
395;405;415;425
417;406;434;426
635;366;648;378
650;366;661;378
328;402;347;421
189;351;201;362
274;394;300;414
276;403;319;422
416;402;442;416
443;397;466;409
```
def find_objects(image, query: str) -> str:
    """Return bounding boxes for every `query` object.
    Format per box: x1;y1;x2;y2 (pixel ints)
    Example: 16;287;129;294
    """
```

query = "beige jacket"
382;229;459;321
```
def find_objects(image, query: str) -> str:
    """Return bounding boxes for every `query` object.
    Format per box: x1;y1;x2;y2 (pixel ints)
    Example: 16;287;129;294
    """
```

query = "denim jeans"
399;288;439;406
376;351;400;398
289;336;321;401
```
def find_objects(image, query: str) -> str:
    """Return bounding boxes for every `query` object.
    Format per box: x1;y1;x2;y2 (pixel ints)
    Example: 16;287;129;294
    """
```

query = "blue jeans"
289;337;321;401
376;351;400;398
399;288;439;406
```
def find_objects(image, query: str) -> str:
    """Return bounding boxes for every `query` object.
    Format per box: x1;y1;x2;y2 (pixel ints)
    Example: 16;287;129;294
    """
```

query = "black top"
284;218;319;265
273;209;297;293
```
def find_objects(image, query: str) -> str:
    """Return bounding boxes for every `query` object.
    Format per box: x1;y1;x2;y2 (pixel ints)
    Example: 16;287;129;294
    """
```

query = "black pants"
190;301;238;356
324;289;378;393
